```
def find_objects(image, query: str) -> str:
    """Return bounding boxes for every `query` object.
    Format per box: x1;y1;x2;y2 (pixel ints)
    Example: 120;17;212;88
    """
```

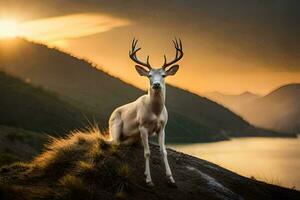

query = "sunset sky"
0;0;299;95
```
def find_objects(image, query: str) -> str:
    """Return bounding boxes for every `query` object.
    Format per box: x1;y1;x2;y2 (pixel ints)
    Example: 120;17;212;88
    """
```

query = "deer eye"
162;74;166;78
148;74;152;78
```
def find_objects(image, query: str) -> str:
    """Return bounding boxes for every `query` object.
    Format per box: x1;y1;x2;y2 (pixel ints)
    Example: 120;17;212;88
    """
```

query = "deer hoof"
146;181;154;187
167;178;177;188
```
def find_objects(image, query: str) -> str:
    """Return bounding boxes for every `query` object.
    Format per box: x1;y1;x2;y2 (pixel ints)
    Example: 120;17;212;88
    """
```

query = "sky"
0;0;299;95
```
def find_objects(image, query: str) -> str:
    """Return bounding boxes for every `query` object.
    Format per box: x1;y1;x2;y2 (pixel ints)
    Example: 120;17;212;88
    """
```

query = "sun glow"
0;19;20;39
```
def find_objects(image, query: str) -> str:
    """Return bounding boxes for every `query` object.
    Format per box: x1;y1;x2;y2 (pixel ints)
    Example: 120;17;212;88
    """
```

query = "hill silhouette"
207;84;300;133
0;38;289;142
239;84;300;133
0;129;299;200
0;71;90;134
205;91;260;113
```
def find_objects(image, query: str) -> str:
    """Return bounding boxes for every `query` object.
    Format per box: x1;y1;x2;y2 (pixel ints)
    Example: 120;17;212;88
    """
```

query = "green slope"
0;39;274;142
0;71;89;134
0;125;47;167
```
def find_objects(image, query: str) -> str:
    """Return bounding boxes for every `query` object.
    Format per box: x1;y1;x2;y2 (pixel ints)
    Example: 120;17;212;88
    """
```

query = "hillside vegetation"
0;129;299;200
0;71;90;134
0;38;287;143
0;125;47;167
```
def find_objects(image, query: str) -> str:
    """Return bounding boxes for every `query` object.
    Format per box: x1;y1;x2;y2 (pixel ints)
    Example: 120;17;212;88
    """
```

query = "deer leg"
109;114;122;145
158;129;175;185
140;126;153;186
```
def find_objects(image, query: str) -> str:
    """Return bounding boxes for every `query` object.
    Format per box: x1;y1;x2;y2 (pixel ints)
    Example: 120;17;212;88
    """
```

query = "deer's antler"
129;38;152;70
162;38;183;69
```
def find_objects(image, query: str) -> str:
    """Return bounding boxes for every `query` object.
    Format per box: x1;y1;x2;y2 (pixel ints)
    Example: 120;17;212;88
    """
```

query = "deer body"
109;92;166;141
109;38;183;186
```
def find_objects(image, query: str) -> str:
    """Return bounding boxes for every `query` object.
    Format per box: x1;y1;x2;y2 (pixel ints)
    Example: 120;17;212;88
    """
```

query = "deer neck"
148;86;165;115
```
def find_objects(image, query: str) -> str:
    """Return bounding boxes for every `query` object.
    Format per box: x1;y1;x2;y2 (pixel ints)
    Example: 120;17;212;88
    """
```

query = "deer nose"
152;83;161;89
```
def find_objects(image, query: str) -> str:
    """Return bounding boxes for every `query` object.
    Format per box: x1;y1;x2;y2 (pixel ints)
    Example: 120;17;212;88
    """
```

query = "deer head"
129;38;183;90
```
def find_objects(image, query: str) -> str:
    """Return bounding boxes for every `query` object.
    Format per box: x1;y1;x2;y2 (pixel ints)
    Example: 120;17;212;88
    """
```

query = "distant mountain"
238;84;300;133
0;39;288;142
207;85;300;133
205;91;260;113
0;71;89;134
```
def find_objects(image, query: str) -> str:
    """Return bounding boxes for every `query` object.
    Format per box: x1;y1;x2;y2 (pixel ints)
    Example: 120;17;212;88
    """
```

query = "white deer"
109;38;183;186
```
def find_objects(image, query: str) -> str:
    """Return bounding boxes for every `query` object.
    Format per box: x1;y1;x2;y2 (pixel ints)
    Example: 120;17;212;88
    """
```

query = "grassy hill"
0;125;47;167
0;38;285;143
0;71;91;134
0;130;299;200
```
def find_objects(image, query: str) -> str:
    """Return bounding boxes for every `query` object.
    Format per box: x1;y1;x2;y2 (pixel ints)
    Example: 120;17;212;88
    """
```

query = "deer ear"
165;65;179;76
135;65;149;76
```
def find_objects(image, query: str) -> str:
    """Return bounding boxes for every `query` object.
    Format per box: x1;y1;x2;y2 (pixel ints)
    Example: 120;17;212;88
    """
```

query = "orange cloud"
19;13;131;43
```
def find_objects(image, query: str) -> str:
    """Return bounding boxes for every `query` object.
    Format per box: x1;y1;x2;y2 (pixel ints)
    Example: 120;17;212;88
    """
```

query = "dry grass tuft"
32;126;110;175
76;160;96;177
0;162;34;181
115;190;127;199
0;126;134;200
59;174;85;189
114;163;132;198
0;162;31;173
58;175;90;200
116;163;131;178
77;161;94;172
109;144;119;156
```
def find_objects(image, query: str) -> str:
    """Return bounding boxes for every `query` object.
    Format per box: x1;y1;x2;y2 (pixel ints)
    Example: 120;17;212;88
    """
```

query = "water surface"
170;137;300;189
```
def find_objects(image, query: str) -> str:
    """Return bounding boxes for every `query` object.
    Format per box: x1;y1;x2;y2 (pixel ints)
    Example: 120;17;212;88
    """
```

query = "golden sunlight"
0;13;131;46
19;13;131;44
0;19;20;38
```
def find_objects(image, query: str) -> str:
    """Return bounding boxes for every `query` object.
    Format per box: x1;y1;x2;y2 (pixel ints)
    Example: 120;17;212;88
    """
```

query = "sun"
0;19;20;39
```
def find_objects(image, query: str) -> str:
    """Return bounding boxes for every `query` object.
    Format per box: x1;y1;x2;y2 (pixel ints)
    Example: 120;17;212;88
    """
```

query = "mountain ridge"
263;84;300;100
206;84;300;133
240;83;300;133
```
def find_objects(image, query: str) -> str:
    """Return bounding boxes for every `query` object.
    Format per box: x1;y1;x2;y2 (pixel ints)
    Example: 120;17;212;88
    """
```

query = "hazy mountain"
205;91;260;113
239;84;300;133
207;85;300;133
0;70;92;134
0;38;282;143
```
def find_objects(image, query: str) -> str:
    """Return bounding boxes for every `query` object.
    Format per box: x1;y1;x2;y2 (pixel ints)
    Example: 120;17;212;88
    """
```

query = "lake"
170;137;300;189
